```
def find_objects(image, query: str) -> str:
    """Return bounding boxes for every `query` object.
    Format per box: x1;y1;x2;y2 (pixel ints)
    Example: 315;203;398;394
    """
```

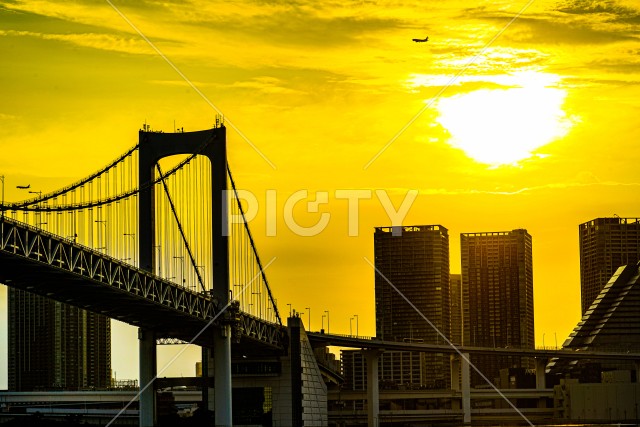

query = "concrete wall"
556;381;640;422
299;325;328;426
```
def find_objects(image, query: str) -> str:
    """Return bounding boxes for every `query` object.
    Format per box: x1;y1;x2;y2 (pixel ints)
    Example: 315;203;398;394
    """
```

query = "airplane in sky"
16;184;30;189
412;36;429;42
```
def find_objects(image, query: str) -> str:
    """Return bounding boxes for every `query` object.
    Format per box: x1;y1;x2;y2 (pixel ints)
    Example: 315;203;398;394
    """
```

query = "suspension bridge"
0;122;289;426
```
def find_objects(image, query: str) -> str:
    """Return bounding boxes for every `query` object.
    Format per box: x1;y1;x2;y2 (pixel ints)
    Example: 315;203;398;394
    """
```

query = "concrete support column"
364;349;382;427
202;347;215;413
461;353;471;425
535;357;548;409
139;328;156;427
450;354;461;410
214;325;232;426
535;358;547;389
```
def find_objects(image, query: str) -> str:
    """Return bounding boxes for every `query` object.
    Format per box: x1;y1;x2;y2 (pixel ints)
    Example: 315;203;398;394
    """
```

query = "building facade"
579;217;640;315
8;289;111;390
374;225;450;388
460;229;534;386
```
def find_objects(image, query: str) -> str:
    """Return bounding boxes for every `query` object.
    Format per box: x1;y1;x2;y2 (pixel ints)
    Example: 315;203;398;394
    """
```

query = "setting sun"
434;72;574;166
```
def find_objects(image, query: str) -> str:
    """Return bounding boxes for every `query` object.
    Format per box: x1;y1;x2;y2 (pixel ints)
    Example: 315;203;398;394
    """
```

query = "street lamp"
18;188;43;227
124;233;135;265
542;333;546;349
324;310;330;333
305;307;311;330
350;317;354;336
95;219;107;253
252;291;261;317
354;314;359;337
287;303;292;317
0;175;4;220
173;256;184;286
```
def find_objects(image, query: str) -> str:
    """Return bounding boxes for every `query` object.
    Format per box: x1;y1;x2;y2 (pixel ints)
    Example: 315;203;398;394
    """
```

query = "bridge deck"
0;217;285;352
308;332;640;360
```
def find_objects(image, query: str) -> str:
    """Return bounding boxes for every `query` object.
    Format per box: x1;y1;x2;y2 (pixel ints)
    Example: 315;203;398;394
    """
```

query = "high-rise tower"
374;225;450;388
579;217;640;315
8;289;111;391
450;273;463;346
461;229;534;386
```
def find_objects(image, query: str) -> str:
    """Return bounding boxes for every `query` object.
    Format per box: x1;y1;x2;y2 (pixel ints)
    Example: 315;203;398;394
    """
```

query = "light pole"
95;219;107;252
0;175;4;220
305;307;311;330
350;317;354;336
354;314;359;337
554;332;558;349
287;303;292;317
173;256;184;286
542;333;546;349
18;188;42;227
124;233;135;266
252;291;261;318
324;310;330;333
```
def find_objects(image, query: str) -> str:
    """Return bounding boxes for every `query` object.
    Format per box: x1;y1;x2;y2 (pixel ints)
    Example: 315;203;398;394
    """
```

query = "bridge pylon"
138;125;231;426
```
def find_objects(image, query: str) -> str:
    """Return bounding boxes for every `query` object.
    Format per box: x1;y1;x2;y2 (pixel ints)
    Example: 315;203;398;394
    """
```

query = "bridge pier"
450;355;461;410
363;349;382;427
535;357;547;389
139;328;157;427
535;357;548;409
214;325;233;426
450;353;471;424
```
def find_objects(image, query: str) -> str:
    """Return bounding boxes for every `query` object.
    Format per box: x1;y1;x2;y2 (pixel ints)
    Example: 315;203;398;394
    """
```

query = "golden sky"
1;0;640;384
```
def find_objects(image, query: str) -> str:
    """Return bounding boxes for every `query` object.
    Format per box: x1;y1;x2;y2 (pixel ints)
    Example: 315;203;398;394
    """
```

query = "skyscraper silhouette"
374;225;450;388
8;289;111;390
461;229;534;386
579;217;640;315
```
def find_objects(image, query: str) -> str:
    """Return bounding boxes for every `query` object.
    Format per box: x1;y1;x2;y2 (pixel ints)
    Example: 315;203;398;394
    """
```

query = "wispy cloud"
415;180;640;196
0;29;152;54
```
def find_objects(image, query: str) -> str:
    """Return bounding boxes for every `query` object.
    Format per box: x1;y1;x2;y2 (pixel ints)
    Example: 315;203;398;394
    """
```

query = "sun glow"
434;72;573;166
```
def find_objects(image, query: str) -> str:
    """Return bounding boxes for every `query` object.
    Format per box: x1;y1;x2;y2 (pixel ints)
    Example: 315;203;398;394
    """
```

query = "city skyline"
2;0;640;386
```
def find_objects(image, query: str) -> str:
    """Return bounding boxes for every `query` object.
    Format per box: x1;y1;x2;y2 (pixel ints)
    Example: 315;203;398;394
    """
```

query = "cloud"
186;11;403;49
556;0;640;24
0;112;18;120
415;180;640;196
0;29;152;54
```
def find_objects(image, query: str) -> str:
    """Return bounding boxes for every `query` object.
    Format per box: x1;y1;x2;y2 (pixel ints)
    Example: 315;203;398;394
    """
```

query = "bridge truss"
0;123;284;350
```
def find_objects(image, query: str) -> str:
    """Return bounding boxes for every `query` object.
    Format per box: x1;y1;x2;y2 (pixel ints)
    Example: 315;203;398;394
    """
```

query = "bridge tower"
138;125;230;426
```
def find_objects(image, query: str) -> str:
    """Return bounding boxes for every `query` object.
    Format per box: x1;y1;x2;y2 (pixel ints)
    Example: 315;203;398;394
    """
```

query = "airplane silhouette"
16;184;30;189
412;36;429;42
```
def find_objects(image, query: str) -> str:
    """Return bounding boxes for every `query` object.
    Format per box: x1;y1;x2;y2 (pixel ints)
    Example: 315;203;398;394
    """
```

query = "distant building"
548;261;640;378
341;349;428;397
8;289;111;390
450;274;463;346
579;217;640;314
374;225;450;388
461;229;534;386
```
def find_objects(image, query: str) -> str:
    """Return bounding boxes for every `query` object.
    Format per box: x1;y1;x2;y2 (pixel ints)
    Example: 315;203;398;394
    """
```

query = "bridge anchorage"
0;123;327;427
